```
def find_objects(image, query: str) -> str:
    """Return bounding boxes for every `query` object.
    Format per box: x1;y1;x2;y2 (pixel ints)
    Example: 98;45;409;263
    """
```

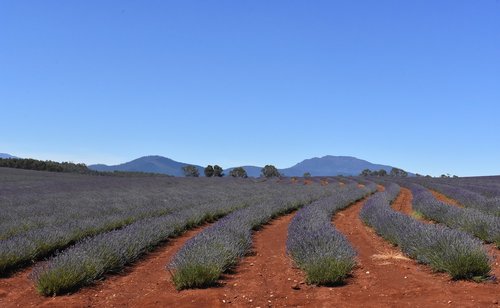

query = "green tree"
390;167;408;177
378;169;387;177
182;165;199;177
229;167;247;178
360;169;372;176
303;172;311;178
261;165;280;178
213;165;224;177
204;165;214;177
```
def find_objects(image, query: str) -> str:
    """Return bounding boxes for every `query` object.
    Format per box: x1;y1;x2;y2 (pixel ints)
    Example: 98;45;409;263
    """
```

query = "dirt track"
1;189;499;307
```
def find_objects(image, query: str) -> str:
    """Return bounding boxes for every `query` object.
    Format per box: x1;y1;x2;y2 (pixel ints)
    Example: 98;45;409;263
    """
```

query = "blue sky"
1;1;499;176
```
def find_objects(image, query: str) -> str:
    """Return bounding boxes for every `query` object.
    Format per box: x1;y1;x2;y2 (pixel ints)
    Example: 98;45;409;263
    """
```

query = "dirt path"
431;190;462;207
391;187;414;216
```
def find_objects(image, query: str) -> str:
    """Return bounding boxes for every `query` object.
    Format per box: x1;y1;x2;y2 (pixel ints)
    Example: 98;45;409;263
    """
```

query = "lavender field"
0;168;499;304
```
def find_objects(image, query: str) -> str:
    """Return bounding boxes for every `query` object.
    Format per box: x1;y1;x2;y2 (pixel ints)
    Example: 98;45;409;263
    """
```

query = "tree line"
0;158;170;177
182;164;282;178
0;158;91;173
359;167;408;177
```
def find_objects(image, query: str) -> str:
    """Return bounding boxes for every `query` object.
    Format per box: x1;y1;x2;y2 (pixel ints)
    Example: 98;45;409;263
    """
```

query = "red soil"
1;191;499;307
391;187;413;216
431;190;462;207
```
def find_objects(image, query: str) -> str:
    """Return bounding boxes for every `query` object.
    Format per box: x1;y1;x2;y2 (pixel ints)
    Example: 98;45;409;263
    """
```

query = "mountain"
89;155;407;177
88;155;203;176
279;155;397;177
0;153;17;159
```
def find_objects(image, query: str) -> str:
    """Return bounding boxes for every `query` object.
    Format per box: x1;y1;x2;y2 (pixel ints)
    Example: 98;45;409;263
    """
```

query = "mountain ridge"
89;155;405;177
0;153;17;159
89;155;204;177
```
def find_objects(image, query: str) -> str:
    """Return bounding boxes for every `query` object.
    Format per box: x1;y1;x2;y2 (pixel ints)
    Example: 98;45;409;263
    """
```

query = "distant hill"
226;156;399;177
280;155;396;177
0;153;17;159
89;155;408;177
89;155;203;176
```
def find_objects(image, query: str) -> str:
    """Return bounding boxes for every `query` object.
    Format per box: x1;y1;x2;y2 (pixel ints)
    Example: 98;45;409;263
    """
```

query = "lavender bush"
286;183;376;285
424;176;500;198
408;183;500;247
360;183;491;279
417;181;500;216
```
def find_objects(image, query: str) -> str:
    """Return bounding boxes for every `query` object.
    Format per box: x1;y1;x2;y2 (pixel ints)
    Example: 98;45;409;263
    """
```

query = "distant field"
0;168;499;307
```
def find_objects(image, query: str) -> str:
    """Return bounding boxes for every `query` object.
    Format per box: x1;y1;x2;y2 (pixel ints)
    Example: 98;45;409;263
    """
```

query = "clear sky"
1;1;499;176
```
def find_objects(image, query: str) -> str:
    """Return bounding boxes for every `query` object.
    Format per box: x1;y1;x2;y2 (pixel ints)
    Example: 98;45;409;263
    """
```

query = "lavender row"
286;183;376;284
0;180;266;274
418;181;500;216
426;176;500;198
449;182;500;198
167;185;329;289
408;183;500;247
0;176;241;239
32;202;241;295
360;183;491;279
33;182;330;295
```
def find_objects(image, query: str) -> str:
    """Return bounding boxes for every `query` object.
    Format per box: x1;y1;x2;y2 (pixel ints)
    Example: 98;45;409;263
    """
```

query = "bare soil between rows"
431;190;462;207
1;189;499;307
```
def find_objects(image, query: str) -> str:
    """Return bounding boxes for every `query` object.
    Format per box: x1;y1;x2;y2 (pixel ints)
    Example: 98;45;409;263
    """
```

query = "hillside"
89;155;203;177
0;153;17;159
89;155;405;177
280;155;395;176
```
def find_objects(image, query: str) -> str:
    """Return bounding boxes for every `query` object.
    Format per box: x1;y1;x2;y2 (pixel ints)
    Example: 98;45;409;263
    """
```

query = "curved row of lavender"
286;182;377;285
416;181;500;216
407;183;500;248
32;182;330;295
423;176;500;198
0;178;270;274
167;184;331;290
360;183;491;279
32;202;238;295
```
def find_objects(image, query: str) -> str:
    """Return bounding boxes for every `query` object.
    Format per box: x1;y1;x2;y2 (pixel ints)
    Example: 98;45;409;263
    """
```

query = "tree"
204;165;214;177
360;169;372;176
303;172;311;178
390;167;408;177
213;165;224;177
229;167;247;178
261;165;280;178
182;165;199;177
378;169;387;177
